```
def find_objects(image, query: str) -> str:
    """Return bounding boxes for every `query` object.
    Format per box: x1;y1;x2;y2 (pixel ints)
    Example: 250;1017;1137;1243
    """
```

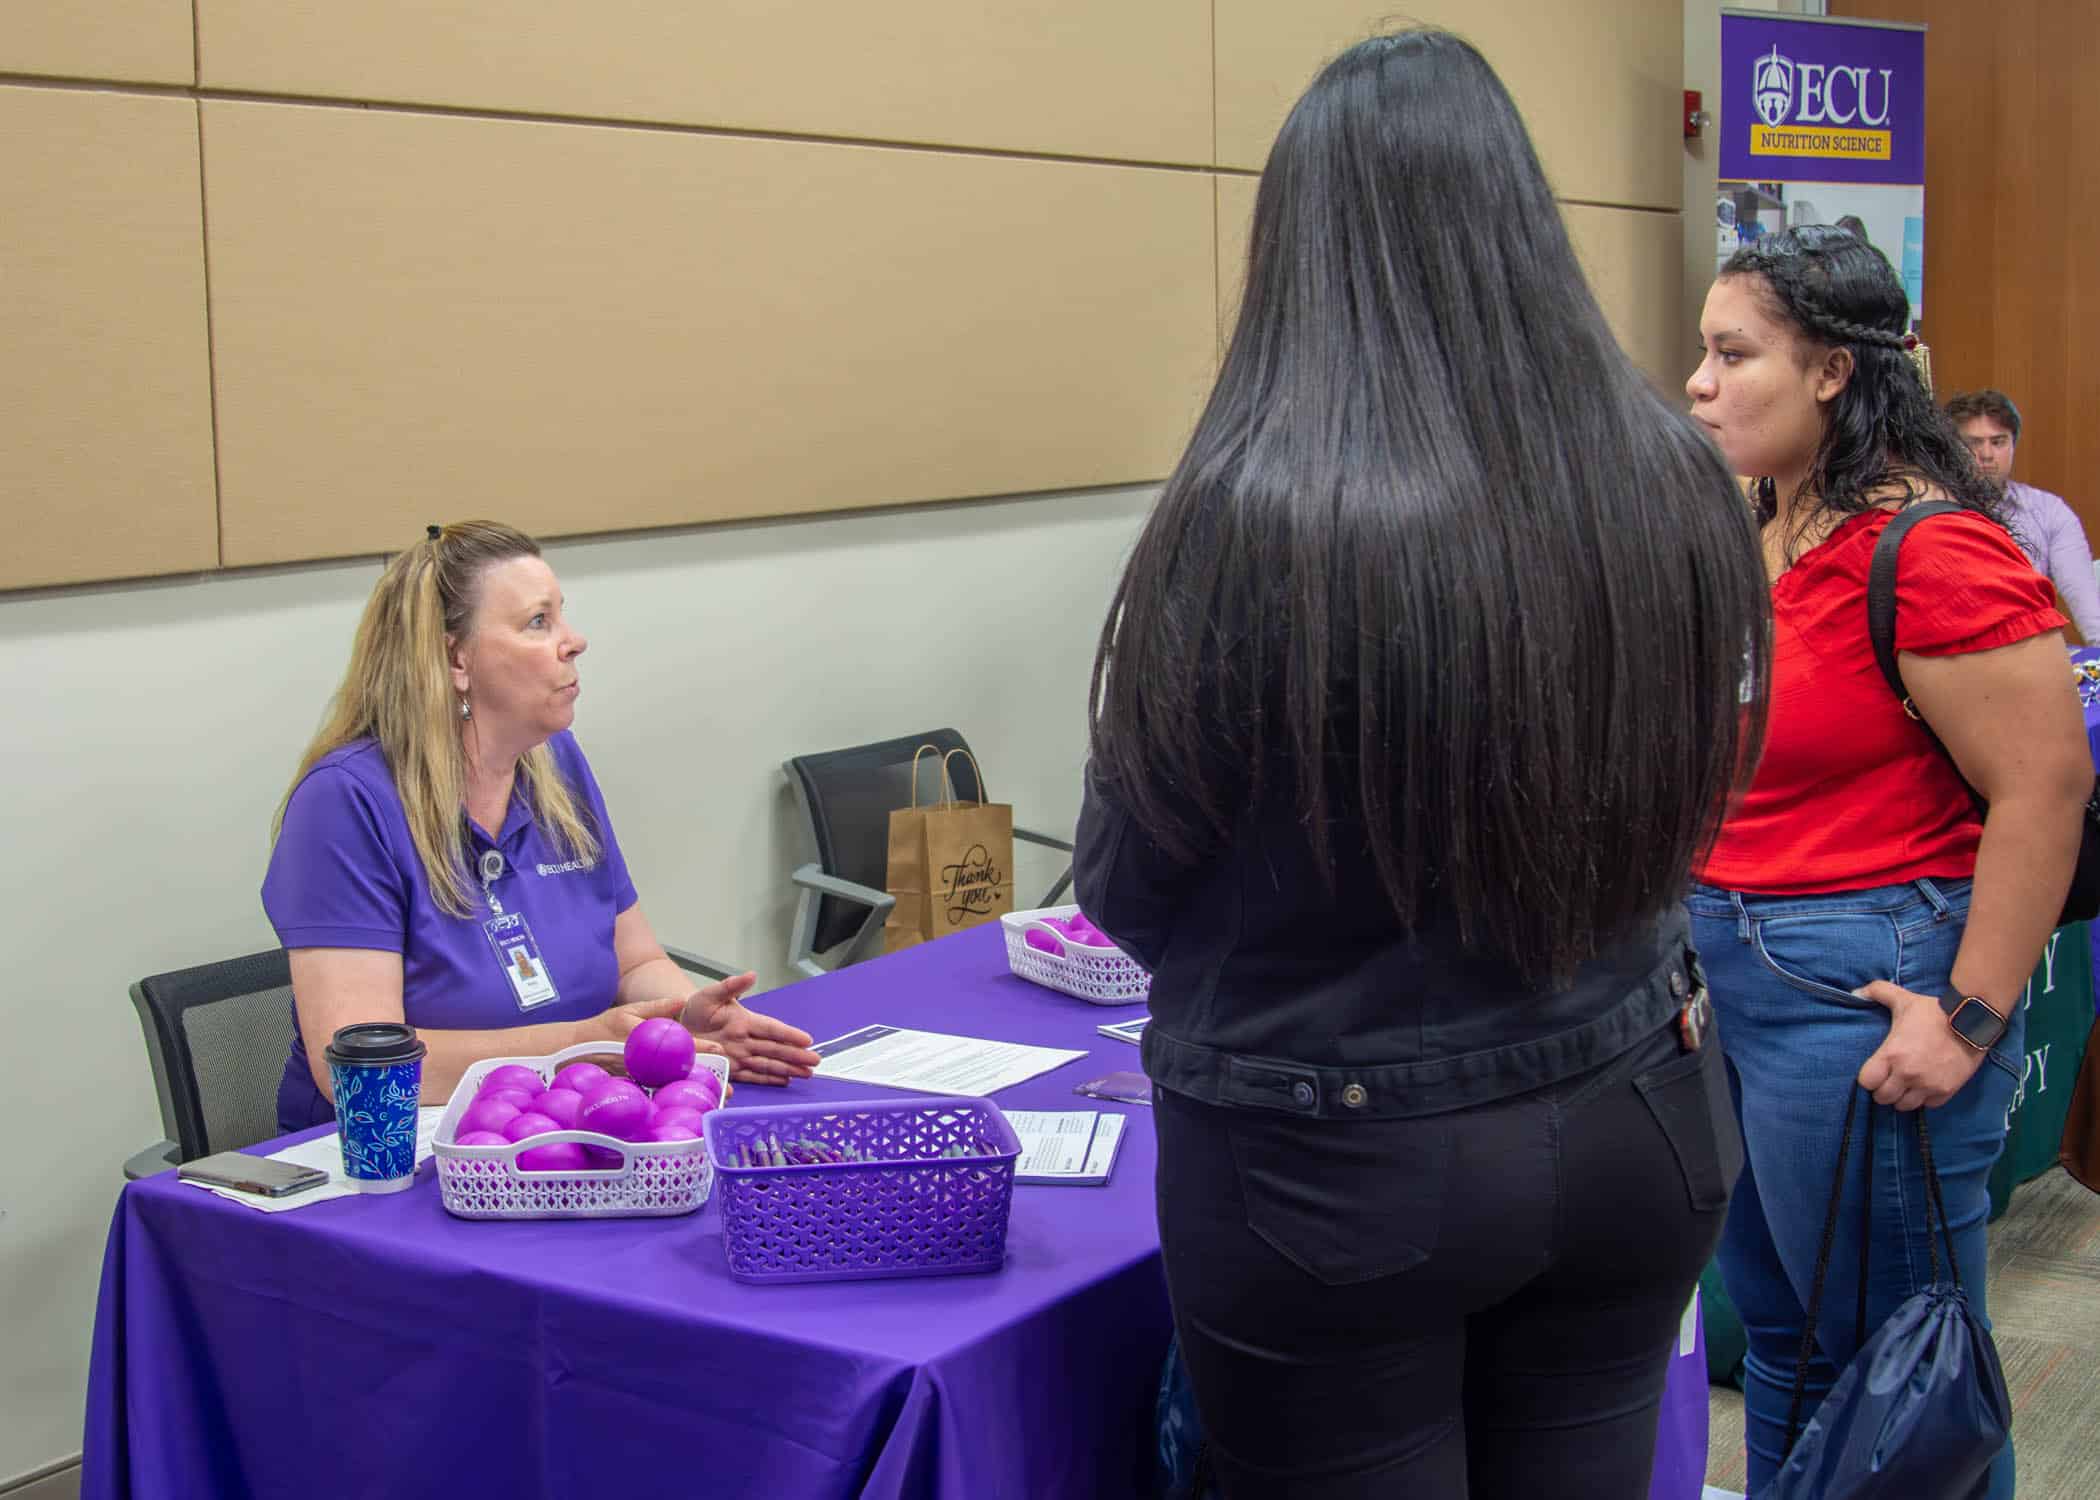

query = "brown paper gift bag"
882;746;1015;954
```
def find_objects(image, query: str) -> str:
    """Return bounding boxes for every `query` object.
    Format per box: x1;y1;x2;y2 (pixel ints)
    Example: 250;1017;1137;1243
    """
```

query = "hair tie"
426;524;443;541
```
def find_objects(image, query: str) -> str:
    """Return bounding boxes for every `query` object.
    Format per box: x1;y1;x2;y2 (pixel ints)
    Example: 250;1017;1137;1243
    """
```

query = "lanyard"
476;846;558;1010
478;848;509;916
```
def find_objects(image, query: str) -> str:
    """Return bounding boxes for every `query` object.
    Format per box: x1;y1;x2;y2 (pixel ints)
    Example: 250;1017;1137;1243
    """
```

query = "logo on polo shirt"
537;859;593;877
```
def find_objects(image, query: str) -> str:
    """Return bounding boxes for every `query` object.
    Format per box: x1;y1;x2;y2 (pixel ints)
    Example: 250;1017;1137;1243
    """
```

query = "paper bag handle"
942;748;989;805
905;745;991;809
906;744;953;809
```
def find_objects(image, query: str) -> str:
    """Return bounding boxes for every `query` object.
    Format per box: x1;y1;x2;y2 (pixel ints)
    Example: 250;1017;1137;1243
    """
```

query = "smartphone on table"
177;1151;329;1198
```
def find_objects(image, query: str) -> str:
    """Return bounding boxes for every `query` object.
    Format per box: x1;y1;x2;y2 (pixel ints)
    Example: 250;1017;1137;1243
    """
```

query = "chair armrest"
126;1140;178;1180
1015;825;1075;854
663;946;744;983
790;864;895;913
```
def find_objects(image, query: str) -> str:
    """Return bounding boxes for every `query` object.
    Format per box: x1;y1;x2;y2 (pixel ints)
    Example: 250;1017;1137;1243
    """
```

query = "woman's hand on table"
596;995;692;1043
680;972;822;1085
1855;980;1992;1110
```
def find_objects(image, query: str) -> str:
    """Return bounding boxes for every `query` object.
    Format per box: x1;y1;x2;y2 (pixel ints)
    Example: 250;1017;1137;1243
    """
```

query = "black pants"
1155;1022;1740;1499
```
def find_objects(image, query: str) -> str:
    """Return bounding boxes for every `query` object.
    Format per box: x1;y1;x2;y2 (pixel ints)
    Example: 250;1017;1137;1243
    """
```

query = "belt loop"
1914;877;1952;920
1729;890;1751;945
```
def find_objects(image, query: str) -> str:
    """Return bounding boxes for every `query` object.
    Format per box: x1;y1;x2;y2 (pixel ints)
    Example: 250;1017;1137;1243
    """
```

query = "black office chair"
783;728;1075;978
125;949;299;1179
124;944;741;1180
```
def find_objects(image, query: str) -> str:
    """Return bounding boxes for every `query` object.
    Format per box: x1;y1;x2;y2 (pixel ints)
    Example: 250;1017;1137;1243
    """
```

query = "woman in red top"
1684;223;2090;1498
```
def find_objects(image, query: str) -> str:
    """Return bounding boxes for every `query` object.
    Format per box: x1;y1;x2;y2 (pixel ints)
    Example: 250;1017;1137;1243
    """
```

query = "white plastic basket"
999;904;1151;1005
431;1041;731;1220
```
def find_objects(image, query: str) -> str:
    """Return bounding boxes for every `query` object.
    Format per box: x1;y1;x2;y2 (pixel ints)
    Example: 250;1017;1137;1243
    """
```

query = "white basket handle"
1022;919;1070;958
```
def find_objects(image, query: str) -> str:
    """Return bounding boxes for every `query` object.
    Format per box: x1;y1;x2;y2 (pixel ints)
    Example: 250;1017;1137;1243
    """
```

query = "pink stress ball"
478;1064;543;1097
580;1081;652;1141
502;1110;561;1143
648;1122;702;1144
1024;926;1064;956
534;1089;585;1129
548;1061;615;1097
624;1018;697;1090
458;1098;523;1136
453;1129;509;1147
517;1141;588;1172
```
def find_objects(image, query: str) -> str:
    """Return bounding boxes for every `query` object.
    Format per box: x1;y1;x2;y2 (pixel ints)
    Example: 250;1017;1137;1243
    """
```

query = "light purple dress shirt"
2002;480;2100;641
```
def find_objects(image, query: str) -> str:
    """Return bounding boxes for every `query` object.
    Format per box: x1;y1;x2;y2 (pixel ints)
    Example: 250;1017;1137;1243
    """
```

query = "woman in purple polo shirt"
265;520;820;1131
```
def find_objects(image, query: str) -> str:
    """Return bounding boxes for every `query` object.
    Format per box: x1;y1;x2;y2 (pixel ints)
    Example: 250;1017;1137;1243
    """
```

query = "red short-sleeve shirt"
1696;507;2065;894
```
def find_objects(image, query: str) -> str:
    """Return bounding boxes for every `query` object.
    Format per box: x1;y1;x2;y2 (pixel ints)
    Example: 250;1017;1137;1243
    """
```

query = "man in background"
1947;388;2100;642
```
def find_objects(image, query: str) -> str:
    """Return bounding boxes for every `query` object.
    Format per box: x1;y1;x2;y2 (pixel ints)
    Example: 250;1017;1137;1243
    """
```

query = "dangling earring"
1902;332;1932;396
459;696;472;721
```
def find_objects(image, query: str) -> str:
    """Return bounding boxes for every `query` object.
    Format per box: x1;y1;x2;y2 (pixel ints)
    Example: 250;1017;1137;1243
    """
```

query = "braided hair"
1720;223;1998;554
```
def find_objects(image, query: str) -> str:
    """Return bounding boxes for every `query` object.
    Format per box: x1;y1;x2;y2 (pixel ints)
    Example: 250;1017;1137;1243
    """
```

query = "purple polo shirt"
263;730;638;1130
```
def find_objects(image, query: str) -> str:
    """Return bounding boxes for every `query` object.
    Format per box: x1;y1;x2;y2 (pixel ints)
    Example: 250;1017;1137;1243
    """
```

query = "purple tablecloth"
83;922;1709;1498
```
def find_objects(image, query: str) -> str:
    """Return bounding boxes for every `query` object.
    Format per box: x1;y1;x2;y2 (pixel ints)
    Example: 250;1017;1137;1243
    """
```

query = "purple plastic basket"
703;1096;1020;1284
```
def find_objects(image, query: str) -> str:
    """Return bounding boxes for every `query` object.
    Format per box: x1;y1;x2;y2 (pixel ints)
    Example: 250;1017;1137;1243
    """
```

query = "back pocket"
1227;1112;1452;1285
1634;1043;1743;1213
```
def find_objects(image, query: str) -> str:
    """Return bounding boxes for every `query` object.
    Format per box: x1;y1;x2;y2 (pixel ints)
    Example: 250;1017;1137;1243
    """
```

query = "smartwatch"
1937;987;2010;1051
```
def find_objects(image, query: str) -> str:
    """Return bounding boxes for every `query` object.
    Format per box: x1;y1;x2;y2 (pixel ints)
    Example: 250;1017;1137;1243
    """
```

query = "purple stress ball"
648;1122;702;1144
458;1098;523;1137
580;1081;651;1141
453;1129;510;1147
651;1076;720;1115
480;1087;542;1116
478;1064;544;1097
581;1144;625;1169
501;1110;561;1143
516;1141;588;1172
1024;926;1065;956
624;1018;697;1090
534;1088;585;1129
548;1061;615;1097
1060;913;1107;946
650;1105;705;1136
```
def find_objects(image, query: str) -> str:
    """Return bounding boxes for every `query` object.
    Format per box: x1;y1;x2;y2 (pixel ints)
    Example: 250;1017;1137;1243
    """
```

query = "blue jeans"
1687;878;2022;1500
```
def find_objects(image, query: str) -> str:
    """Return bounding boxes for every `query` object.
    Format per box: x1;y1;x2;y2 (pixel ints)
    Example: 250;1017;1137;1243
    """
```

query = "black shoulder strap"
1866;500;1966;709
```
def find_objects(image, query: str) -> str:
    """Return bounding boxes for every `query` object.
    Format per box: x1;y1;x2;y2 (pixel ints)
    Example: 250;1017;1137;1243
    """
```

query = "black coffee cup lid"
325;1022;427;1067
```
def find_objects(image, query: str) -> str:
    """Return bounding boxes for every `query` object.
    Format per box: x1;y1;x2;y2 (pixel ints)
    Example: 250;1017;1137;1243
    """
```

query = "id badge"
483;911;559;1011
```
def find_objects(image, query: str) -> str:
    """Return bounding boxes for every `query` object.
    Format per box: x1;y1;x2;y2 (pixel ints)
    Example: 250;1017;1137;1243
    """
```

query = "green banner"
1989;921;2092;1219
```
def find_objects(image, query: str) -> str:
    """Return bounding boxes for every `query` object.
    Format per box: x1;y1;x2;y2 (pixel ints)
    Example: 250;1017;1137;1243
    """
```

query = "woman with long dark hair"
1074;31;1769;1497
1685;226;2088;1498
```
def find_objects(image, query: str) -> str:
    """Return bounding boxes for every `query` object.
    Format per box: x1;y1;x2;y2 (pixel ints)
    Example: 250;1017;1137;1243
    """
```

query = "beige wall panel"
0;88;217;590
1214;172;1257;350
1564;204;1683;390
203;103;1216;567
197;1;1211;166
1215;0;1681;208
2;1;194;85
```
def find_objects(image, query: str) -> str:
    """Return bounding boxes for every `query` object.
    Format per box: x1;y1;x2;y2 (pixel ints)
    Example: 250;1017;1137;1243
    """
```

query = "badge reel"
479;850;558;1011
